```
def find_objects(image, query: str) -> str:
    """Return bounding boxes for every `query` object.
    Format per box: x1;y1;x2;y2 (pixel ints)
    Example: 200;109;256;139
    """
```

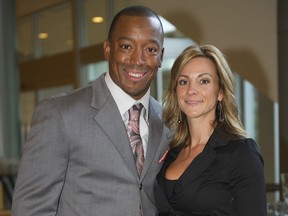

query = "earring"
218;101;225;122
178;111;182;124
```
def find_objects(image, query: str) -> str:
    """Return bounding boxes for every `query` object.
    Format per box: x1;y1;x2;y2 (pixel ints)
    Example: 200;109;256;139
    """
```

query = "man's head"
104;6;164;100
107;6;164;41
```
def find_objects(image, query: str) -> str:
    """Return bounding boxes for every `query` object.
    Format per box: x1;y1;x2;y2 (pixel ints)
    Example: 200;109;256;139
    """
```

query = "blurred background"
0;0;286;214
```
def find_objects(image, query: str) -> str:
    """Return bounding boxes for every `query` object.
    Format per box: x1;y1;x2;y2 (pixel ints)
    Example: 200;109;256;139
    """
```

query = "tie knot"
128;103;143;125
132;103;143;112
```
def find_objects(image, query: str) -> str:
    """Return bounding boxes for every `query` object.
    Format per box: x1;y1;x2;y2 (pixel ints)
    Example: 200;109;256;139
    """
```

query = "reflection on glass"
38;2;73;56
20;84;73;145
81;61;108;87
84;0;107;46
17;16;33;61
281;173;288;204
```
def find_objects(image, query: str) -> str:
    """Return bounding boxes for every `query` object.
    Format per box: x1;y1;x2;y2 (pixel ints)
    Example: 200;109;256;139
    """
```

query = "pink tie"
127;103;144;177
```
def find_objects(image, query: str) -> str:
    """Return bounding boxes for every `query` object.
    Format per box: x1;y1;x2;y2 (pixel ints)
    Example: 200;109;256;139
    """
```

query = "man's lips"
125;67;148;79
128;71;145;78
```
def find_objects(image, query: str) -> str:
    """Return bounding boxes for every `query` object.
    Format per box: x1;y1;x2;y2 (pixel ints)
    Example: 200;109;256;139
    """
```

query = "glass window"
17;16;33;61
243;80;258;140
81;61;108;87
84;0;107;46
156;57;174;103
20;84;73;144
37;84;73;101
20;91;36;141
84;0;133;46
38;2;73;56
113;0;131;12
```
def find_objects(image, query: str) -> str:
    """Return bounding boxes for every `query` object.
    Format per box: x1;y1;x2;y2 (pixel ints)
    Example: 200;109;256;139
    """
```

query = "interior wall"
17;0;278;102
16;0;68;17
135;0;277;102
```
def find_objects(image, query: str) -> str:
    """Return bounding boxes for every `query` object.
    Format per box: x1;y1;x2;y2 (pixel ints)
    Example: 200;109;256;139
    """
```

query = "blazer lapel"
173;126;232;194
174;136;218;195
177;125;231;186
178;146;217;187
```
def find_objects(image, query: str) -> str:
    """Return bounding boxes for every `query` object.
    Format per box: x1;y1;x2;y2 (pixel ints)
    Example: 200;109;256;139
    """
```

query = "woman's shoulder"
226;137;259;152
224;137;264;165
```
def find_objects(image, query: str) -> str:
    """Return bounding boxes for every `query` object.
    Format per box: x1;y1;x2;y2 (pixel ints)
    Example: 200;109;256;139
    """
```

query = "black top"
154;125;267;216
165;179;177;199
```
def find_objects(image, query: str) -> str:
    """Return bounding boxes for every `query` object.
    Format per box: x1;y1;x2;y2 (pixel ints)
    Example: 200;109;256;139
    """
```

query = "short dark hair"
108;5;164;40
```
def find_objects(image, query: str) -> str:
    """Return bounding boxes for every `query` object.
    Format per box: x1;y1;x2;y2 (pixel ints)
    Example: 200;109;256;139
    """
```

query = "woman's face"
176;57;223;122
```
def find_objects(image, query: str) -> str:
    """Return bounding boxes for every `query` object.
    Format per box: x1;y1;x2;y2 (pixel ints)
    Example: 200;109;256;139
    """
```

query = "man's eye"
147;47;157;53
120;44;131;49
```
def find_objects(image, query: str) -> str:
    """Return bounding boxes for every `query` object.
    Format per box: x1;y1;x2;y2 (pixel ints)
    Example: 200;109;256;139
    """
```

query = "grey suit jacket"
12;74;170;216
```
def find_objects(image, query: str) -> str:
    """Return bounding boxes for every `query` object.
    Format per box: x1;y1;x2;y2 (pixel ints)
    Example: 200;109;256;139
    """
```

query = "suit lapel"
91;75;137;177
140;100;163;179
91;75;166;180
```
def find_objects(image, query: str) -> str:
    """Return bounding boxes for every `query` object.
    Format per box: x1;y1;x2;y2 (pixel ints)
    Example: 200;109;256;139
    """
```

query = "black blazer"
154;126;267;216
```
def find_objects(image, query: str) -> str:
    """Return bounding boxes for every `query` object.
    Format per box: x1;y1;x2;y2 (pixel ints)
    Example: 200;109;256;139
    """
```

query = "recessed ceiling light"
92;16;104;23
38;33;48;39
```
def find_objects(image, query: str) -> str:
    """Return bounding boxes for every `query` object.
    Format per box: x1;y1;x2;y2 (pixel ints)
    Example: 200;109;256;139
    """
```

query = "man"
12;5;170;216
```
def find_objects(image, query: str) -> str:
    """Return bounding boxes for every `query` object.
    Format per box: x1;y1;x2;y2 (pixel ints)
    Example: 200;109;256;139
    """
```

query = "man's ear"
103;40;111;60
159;47;165;67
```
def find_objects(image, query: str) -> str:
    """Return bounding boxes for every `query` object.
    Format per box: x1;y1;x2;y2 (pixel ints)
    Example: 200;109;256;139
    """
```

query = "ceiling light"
38;33;48;39
92;16;104;23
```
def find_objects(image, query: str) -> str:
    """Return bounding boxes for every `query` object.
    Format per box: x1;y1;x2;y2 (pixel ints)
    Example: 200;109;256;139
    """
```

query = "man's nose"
130;49;145;65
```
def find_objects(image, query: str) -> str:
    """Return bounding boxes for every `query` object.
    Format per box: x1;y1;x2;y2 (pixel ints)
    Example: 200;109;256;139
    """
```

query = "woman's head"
163;45;247;148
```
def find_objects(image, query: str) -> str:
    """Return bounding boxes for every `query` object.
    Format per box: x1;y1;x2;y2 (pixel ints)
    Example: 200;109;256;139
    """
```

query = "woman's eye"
178;79;188;85
200;79;210;84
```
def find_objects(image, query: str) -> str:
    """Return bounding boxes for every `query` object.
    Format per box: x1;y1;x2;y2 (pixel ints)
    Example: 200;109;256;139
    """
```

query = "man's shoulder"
49;85;93;104
149;97;161;109
149;97;163;115
48;74;106;105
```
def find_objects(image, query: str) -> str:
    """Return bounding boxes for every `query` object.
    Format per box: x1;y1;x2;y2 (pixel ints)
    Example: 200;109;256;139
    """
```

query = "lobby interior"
0;0;287;214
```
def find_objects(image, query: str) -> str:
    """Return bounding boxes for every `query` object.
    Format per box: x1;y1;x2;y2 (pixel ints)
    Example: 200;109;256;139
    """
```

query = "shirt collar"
105;72;150;120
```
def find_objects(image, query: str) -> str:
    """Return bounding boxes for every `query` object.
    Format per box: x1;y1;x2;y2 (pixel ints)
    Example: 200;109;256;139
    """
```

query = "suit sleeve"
230;139;267;216
12;99;69;216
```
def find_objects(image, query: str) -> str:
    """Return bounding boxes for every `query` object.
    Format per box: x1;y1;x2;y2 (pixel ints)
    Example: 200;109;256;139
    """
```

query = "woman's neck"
188;118;215;148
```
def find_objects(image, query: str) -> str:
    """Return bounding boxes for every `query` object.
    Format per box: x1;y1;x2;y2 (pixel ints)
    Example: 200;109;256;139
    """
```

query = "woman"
155;45;267;215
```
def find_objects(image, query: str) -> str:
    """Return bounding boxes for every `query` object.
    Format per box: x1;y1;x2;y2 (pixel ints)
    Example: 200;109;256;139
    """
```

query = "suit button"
139;183;142;190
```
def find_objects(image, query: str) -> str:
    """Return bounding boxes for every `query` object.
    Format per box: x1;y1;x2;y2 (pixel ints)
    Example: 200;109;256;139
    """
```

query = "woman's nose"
187;84;198;95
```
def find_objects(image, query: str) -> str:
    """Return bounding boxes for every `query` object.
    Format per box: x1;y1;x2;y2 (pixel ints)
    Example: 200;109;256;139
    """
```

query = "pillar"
0;0;21;158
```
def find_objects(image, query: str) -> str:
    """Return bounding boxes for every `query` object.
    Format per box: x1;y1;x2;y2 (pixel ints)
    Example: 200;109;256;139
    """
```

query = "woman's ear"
218;89;224;101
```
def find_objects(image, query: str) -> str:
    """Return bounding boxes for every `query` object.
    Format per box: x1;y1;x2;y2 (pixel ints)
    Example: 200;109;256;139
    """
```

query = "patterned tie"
127;103;144;177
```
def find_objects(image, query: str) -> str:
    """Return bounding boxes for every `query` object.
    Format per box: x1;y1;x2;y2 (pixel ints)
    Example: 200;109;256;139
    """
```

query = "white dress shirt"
105;72;149;157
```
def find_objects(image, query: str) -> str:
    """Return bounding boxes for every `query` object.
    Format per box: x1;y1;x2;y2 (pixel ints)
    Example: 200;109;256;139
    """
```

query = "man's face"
104;15;164;100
